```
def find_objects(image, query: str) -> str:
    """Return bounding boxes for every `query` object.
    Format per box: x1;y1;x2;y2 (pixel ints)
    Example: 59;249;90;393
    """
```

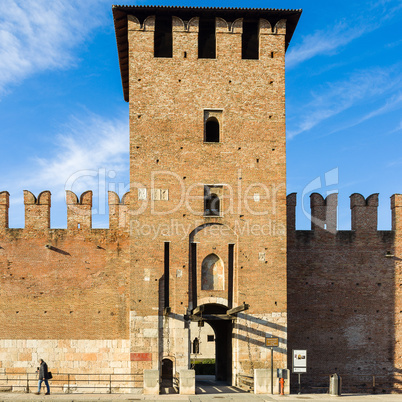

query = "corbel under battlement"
128;14;286;35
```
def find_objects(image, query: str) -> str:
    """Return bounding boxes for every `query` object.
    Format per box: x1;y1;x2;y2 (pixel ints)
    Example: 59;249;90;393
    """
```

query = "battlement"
127;15;286;60
127;14;286;34
113;5;302;101
287;192;402;233
24;190;51;230
0;190;131;231
0;191;10;229
108;191;131;230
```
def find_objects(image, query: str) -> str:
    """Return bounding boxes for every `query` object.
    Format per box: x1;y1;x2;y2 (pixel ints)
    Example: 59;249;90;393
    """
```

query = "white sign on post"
293;349;307;373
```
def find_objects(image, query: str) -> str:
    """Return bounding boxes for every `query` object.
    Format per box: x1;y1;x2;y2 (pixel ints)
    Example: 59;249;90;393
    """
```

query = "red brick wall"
0;191;130;340
287;193;399;393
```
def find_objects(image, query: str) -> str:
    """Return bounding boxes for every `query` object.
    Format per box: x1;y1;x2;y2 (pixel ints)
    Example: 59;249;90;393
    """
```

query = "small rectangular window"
198;17;216;59
204;185;223;217
154;16;172;58
242;19;259;60
207;335;214;342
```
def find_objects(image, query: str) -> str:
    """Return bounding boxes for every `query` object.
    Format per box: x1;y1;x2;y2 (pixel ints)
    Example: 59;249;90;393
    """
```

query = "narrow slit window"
154;16;172;58
198;17;216;59
242;19;259;60
205;117;219;142
164;242;170;308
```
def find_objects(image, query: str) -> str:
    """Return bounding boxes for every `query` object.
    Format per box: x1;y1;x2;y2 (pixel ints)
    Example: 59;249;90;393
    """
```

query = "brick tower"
113;5;301;385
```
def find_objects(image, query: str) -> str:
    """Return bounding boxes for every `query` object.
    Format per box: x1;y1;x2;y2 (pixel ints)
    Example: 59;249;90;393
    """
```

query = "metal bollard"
329;373;341;396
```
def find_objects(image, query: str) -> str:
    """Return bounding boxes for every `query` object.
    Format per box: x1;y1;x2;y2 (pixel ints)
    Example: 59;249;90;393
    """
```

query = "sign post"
292;349;307;394
265;337;279;394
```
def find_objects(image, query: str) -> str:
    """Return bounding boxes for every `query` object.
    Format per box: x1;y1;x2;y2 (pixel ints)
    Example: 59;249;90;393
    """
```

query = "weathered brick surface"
0;190;130;379
287;193;400;392
126;10;289;380
16;5;402;395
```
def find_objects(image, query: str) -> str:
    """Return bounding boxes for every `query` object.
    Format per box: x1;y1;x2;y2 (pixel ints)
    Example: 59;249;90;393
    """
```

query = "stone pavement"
1;393;402;402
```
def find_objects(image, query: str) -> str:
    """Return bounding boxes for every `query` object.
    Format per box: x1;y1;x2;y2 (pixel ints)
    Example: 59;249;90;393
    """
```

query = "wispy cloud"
34;113;129;199
389;120;402;135
0;0;108;97
6;112;129;203
286;22;367;69
346;92;402;128
286;0;402;69
287;66;402;139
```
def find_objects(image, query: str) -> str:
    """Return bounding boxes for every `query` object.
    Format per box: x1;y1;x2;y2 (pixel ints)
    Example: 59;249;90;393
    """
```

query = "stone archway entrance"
191;303;233;383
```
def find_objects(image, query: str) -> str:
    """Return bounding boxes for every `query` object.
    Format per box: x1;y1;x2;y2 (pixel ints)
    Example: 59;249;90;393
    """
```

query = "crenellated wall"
287;192;401;392
0;191;10;230
0;190;131;378
24;190;51;230
0;191;131;231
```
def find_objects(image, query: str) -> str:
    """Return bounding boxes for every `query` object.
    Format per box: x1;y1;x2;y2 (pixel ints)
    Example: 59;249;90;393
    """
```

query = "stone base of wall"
0;339;140;394
233;312;288;385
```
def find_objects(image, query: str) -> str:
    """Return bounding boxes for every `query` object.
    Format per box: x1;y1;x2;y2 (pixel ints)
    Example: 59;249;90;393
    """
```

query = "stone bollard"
179;369;195;395
254;369;270;394
143;369;159;395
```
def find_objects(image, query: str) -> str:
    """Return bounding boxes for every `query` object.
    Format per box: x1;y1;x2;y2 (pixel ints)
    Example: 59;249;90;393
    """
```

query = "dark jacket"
39;362;48;380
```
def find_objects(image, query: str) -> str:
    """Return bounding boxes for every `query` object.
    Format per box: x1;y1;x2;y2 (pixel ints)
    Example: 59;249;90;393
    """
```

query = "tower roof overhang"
112;5;302;102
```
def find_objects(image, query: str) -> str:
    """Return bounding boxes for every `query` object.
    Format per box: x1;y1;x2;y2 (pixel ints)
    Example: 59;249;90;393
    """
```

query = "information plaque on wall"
292;349;307;373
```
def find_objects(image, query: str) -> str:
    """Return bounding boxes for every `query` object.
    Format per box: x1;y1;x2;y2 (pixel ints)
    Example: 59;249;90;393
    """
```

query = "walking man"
35;359;50;395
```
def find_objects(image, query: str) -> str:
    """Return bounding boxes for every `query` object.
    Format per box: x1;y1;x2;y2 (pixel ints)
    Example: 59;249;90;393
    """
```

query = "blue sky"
0;0;401;229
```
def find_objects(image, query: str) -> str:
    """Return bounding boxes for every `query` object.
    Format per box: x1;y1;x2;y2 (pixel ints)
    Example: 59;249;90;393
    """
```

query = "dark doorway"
198;304;233;383
161;358;173;386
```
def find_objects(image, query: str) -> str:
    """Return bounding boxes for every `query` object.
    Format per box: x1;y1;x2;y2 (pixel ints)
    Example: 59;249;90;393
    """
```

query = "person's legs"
37;379;43;393
44;379;50;394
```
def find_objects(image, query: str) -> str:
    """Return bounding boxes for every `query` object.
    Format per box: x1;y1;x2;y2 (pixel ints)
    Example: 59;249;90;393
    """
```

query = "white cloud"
0;0;108;97
286;22;367;69
4;112;129;204
286;0;402;69
388;119;402;135
287;66;401;139
32;113;129;200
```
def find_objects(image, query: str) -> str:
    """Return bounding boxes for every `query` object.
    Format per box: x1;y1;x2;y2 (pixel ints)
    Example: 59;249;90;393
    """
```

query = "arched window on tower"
205;117;220;142
201;253;224;290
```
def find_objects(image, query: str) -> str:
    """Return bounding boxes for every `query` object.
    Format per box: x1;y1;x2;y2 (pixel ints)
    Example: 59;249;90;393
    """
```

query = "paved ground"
1;390;402;402
0;376;401;402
